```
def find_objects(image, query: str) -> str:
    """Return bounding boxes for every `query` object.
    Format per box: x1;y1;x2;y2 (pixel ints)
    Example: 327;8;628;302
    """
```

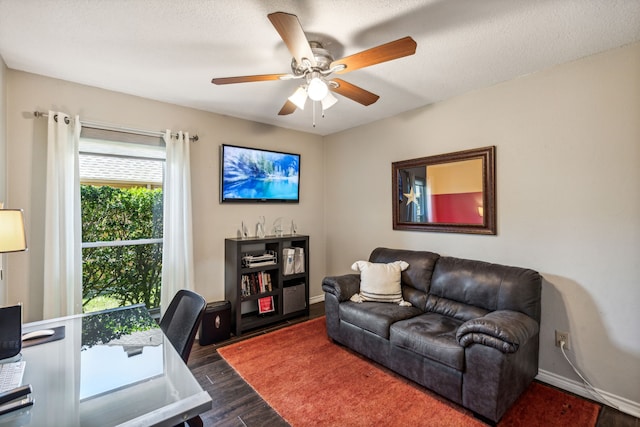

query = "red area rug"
218;317;600;426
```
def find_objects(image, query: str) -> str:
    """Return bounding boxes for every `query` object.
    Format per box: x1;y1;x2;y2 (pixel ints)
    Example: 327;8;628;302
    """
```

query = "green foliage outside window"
81;185;163;312
81;305;158;349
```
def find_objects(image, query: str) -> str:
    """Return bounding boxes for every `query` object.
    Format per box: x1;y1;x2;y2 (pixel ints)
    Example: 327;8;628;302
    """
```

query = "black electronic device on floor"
199;301;231;345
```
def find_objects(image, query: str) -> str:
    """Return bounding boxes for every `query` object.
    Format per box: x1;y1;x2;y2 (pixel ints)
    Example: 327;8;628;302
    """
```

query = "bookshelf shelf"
225;235;309;336
240;290;278;302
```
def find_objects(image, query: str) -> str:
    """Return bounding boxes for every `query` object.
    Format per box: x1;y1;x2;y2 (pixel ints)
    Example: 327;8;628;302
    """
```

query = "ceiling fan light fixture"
321;92;338;110
288;86;308;110
307;76;328;101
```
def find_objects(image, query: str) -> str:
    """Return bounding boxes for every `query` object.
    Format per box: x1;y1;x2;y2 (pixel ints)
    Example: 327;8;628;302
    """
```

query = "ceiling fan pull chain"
313;101;316;127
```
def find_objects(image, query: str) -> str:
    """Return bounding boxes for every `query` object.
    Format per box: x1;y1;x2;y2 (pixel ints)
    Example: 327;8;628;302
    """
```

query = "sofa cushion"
425;295;489;322
350;260;409;304
430;257;542;322
369;248;440;294
390;313;465;371
340;301;422;339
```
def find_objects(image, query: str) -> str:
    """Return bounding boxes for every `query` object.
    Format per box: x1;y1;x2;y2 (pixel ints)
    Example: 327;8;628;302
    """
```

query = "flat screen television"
220;144;300;203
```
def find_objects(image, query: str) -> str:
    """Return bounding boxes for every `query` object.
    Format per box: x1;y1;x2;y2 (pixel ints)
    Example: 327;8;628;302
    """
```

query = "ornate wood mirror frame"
392;146;496;235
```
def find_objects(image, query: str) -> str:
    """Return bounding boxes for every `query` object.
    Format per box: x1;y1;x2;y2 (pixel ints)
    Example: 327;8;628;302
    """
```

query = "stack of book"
241;272;273;296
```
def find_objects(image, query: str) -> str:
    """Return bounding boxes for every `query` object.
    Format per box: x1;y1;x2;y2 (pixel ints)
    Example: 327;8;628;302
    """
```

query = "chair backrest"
159;289;206;363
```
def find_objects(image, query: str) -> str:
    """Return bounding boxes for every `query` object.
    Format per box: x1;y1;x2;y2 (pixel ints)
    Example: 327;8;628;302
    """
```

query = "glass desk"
2;305;211;426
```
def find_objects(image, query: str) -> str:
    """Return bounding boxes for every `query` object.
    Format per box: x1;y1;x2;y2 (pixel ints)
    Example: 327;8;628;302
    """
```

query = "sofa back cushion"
430;257;542;322
369;248;440;310
425;295;490;322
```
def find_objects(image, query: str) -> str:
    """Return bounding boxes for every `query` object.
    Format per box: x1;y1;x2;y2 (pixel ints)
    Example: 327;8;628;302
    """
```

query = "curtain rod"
33;111;199;142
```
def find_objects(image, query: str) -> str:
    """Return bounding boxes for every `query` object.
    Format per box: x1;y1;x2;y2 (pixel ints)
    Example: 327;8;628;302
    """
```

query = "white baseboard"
536;369;640;419
309;294;325;305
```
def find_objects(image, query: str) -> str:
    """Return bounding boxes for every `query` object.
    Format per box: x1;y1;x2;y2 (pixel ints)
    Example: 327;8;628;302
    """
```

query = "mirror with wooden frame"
392;146;496;234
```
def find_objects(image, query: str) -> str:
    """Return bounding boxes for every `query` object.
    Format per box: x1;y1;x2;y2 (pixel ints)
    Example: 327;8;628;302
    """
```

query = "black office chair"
160;289;207;427
160;289;206;363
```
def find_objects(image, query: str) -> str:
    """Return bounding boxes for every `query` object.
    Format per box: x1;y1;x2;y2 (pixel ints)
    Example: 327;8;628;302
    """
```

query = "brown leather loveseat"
322;247;542;424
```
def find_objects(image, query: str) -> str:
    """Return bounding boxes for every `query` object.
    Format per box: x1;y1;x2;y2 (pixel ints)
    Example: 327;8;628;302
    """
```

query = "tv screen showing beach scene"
220;144;300;203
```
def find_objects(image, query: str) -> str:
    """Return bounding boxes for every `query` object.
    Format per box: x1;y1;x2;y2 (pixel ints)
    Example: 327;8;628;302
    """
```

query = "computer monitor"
0;305;21;361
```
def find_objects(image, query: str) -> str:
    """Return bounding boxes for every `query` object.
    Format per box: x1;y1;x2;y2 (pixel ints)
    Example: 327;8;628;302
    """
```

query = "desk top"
1;305;211;427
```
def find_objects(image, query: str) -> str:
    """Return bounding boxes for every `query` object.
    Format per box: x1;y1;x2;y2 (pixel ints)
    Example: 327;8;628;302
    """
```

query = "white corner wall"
0;56;7;304
5;71;325;322
323;42;640;414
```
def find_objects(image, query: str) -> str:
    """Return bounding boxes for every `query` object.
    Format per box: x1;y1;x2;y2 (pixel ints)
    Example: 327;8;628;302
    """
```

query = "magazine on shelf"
258;296;275;314
283;247;305;275
283;248;295;275
294;247;305;274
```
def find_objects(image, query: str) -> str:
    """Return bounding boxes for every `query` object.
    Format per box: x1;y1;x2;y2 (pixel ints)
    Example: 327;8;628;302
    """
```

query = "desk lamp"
0;206;27;361
0;207;27;255
0;207;59;349
0;205;27;284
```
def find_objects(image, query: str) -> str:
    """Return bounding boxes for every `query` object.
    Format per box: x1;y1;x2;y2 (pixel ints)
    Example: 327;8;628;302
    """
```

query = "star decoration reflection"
403;187;418;205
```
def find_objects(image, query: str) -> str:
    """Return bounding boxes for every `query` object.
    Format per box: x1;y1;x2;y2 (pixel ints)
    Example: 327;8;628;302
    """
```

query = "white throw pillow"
350;260;411;306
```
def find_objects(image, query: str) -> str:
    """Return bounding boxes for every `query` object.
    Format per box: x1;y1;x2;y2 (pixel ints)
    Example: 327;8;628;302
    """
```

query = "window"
79;128;165;314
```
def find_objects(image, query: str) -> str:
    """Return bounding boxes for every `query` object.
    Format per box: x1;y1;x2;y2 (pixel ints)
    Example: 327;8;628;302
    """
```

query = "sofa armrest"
456;310;539;353
322;274;361;302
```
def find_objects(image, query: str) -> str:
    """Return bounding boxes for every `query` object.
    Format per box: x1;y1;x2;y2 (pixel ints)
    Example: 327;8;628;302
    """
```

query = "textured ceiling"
1;0;639;136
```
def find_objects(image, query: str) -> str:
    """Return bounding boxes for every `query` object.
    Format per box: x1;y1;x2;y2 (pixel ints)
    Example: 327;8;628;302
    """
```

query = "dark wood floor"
187;302;638;427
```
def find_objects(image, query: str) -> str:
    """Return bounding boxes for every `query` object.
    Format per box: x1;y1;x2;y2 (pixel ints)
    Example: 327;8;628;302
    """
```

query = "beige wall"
324;42;640;412
0;57;7;302
5;71;325;322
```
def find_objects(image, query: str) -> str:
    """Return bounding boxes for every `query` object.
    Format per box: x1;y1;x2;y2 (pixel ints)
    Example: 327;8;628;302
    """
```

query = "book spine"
241;272;273;297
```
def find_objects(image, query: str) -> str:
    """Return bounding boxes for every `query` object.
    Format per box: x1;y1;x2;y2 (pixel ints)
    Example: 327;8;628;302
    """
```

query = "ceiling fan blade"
331;79;379;106
278;100;297;116
211;74;289;85
268;12;316;67
331;36;417;74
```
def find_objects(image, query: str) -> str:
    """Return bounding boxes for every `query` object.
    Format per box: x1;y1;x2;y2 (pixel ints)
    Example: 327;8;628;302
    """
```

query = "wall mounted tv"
220;144;300;203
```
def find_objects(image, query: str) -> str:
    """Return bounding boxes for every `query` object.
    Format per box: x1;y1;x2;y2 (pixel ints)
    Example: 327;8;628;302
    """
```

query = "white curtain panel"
161;131;195;315
43;111;83;318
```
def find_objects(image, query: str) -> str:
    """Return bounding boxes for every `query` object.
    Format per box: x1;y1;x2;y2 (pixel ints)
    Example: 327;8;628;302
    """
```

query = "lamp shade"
0;209;27;253
307;77;328;101
321;92;338;111
288;86;308;110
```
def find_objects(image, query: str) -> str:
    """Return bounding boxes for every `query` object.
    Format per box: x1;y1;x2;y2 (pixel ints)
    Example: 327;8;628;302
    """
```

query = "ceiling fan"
211;12;417;119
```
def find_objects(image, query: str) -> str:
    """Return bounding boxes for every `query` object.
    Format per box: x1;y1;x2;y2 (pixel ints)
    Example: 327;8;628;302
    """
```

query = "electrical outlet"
555;330;570;350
